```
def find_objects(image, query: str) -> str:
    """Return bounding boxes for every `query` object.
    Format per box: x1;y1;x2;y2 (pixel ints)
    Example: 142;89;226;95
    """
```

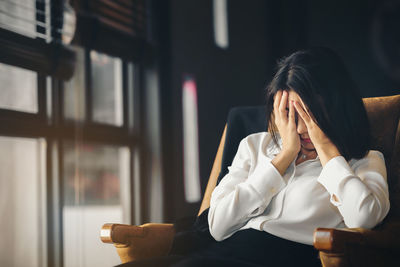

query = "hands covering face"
293;100;333;150
273;90;334;156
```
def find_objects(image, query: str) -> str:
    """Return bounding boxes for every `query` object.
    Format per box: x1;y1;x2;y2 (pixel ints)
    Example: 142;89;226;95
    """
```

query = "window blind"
0;0;76;80
71;0;148;60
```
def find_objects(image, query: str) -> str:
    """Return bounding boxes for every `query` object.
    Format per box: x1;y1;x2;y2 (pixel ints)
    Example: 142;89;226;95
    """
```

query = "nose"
296;116;307;135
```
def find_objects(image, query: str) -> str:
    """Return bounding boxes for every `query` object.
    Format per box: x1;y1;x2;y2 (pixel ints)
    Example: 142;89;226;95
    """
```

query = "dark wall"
156;0;400;222
305;0;399;97
158;0;277;221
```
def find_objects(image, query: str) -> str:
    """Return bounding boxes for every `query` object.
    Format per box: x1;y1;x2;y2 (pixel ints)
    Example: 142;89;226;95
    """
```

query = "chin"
302;143;315;150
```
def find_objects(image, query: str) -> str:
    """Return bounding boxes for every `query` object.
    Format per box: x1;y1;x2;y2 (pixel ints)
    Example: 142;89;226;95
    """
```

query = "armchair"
101;94;400;266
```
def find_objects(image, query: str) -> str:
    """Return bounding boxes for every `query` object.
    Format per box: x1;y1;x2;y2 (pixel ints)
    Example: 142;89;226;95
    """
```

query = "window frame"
0;0;153;265
0;50;145;267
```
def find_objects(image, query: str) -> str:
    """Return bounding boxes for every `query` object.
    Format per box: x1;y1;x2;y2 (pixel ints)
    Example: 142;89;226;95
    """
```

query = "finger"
273;90;282;111
279;90;288;114
288;100;295;124
273;91;280;121
298;98;314;120
294;101;311;124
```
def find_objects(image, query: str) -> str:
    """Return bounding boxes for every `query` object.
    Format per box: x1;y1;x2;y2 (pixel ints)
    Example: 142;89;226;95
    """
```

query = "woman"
121;47;390;267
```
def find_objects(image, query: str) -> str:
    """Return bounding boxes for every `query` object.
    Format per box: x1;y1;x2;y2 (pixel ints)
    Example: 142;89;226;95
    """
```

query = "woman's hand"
273;90;300;159
293;101;341;166
292;100;330;147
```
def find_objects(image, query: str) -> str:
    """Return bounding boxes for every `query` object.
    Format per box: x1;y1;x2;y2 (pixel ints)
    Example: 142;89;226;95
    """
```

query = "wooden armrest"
100;223;176;263
101;223;145;244
313;227;365;252
313;221;400;253
313;222;400;267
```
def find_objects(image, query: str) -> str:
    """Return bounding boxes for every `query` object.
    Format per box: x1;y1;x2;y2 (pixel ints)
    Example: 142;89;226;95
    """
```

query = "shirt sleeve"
208;135;286;241
317;151;390;228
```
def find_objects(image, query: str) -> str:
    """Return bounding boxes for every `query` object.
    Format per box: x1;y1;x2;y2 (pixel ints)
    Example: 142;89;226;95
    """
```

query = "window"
0;1;153;266
63;142;130;267
64;47;86;121
0;63;38;113
90;51;123;126
61;48;139;267
0;50;141;267
0;0;39;38
0;137;47;267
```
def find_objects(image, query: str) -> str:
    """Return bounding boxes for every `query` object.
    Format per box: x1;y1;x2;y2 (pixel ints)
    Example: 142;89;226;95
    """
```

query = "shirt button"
270;187;276;193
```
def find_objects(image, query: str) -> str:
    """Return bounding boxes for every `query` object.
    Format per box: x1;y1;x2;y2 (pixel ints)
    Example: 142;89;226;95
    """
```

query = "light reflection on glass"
64;47;86;122
0;63;38;113
0;136;46;267
91;51;123;126
62;142;130;267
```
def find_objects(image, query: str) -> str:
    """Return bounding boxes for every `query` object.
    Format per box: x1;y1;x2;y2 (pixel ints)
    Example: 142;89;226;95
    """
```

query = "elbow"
344;200;390;229
209;219;241;241
208;216;232;241
209;226;225;242
208;215;234;241
344;215;376;229
208;210;228;241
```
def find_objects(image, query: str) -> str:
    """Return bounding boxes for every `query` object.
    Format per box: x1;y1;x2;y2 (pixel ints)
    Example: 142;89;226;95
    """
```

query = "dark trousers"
117;228;321;267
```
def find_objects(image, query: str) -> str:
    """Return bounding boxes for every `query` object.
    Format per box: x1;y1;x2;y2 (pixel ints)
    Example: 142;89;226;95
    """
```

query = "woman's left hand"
293;101;341;166
293;101;331;148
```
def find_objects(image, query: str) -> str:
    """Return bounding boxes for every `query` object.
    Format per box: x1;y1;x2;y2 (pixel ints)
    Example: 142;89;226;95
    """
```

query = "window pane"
63;142;130;267
0;0;36;38
64;47;86;121
0;63;38;113
127;62;137;130
0;136;47;267
91;51;123;126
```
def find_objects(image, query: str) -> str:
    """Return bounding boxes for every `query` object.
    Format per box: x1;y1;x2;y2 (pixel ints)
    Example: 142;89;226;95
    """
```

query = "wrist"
315;142;341;166
314;141;339;153
281;148;299;160
271;149;297;176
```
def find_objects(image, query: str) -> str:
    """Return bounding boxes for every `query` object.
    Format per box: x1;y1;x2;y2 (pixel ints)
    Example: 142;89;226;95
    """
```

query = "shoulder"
239;132;271;147
242;132;270;142
366;150;385;161
349;150;385;165
349;150;386;177
238;132;281;157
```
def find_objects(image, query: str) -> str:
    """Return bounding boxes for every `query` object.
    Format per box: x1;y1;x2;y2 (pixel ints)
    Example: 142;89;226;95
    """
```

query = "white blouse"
208;132;390;245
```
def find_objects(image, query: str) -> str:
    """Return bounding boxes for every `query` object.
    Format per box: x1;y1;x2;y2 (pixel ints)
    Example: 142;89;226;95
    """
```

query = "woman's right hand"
273;90;300;160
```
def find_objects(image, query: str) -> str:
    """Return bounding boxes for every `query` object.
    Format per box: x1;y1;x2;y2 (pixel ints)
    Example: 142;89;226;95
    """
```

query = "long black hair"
266;47;370;160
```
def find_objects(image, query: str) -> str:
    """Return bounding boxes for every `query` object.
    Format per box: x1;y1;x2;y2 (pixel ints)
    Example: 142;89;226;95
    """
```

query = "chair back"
363;95;400;219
